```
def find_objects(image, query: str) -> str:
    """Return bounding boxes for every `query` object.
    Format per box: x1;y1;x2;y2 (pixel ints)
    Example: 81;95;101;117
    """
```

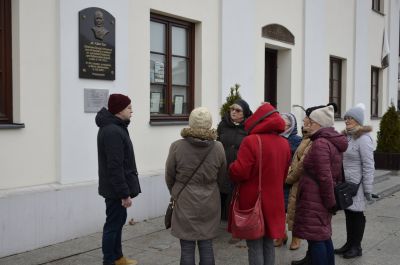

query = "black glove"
329;205;338;215
372;193;380;199
365;193;375;204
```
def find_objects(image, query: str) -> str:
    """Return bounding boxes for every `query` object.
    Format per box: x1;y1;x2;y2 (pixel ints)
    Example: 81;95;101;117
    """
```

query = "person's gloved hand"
372;193;380;199
329;205;338;215
365;193;374;204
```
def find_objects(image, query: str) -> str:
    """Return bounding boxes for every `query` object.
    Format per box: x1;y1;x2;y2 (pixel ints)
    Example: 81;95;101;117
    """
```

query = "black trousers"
102;198;127;265
344;210;366;248
220;192;232;221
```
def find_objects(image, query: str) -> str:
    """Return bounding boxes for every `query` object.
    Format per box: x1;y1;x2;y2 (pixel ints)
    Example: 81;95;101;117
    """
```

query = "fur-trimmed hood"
280;113;299;138
342;125;372;139
181;127;218;141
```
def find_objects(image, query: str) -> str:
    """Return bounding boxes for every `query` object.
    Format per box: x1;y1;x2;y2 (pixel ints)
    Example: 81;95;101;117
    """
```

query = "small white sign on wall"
84;88;109;113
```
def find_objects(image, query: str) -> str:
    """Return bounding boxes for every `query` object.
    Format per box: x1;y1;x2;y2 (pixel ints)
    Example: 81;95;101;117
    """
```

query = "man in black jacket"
96;94;141;265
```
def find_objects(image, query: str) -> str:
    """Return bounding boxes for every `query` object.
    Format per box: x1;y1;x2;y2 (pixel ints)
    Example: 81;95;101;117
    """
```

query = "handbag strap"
340;165;345;183
342;165;363;187
175;142;215;199
256;135;262;193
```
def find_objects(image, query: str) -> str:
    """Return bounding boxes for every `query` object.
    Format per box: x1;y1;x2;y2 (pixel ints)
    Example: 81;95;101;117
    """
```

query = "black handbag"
334;182;357;210
334;174;362;210
308;166;362;211
165;142;214;229
164;198;175;229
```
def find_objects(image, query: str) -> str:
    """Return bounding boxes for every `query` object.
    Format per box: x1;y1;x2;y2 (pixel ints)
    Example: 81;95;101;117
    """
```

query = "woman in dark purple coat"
292;105;348;265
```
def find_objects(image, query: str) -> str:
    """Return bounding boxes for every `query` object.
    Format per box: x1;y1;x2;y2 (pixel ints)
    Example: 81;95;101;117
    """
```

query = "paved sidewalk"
1;189;400;265
1;169;400;265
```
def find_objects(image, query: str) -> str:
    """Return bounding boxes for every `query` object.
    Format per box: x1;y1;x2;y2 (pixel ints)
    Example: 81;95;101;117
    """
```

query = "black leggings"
344;210;366;247
220;192;232;221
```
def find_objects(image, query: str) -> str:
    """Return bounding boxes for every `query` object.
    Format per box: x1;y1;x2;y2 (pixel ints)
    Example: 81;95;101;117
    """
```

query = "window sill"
371;9;385;16
149;120;189;126
150;114;189;126
0;123;25;129
371;116;381;120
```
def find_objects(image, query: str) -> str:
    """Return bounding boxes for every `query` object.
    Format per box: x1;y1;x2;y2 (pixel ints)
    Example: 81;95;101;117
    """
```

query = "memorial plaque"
84;88;109;113
79;7;115;80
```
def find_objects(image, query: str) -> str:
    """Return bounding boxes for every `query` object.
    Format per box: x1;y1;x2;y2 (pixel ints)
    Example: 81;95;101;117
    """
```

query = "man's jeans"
308;238;335;265
180;239;215;265
102;198;127;265
246;236;274;265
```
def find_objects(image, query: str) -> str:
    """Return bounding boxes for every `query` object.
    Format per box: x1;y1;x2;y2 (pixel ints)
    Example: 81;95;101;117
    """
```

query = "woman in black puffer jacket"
217;99;252;223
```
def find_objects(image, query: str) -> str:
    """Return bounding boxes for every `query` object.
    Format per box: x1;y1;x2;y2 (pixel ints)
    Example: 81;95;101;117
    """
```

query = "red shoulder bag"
230;134;265;240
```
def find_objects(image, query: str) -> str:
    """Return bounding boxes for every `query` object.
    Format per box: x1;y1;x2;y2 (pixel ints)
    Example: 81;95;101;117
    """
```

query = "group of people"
95;93;375;265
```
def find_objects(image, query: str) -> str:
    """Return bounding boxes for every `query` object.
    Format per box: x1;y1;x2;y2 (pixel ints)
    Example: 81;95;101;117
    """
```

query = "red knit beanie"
108;94;131;114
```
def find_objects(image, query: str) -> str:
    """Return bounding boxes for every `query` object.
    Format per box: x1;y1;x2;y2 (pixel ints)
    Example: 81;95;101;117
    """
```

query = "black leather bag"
164;198;175;229
334;181;359;210
308;166;362;211
334;163;363;210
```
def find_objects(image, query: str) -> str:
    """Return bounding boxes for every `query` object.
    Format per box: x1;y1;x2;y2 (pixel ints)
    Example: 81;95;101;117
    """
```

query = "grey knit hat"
189;107;212;130
309;105;334;128
344;103;365;125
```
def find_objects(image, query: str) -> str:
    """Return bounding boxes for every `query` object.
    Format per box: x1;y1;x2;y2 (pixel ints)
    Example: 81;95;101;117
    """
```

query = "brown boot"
289;237;301;250
115;257;138;265
273;234;288;247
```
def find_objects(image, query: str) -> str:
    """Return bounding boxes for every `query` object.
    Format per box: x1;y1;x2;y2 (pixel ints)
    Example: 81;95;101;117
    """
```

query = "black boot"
291;254;310;265
334;242;351;254
354;213;366;247
343;211;365;259
343;246;362;259
335;210;354;255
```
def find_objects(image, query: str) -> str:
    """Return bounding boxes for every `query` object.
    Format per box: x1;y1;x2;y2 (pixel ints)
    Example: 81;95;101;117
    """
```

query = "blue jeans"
308;239;334;265
180;239;215;265
246;236;274;265
102;198;127;265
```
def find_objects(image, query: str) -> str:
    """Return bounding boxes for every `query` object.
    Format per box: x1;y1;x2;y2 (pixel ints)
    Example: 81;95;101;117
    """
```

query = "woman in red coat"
228;103;291;265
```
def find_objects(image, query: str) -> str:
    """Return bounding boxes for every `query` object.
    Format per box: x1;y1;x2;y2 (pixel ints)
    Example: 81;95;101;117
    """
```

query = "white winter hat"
309;105;334;128
189;107;213;130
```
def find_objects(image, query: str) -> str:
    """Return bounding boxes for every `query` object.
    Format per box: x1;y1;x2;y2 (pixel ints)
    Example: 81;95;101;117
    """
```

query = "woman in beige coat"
165;107;227;265
285;118;312;251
